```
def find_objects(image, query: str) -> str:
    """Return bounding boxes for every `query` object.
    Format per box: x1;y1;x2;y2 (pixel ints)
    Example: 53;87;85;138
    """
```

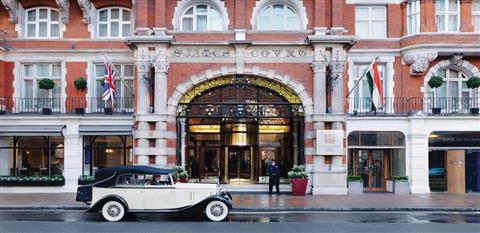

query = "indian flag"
365;61;384;111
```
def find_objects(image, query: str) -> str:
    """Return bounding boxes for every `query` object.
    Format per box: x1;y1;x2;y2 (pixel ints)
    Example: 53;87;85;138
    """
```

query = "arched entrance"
176;75;304;184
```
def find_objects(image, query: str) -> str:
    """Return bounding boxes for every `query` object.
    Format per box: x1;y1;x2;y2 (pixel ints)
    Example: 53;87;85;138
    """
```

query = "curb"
1;206;479;212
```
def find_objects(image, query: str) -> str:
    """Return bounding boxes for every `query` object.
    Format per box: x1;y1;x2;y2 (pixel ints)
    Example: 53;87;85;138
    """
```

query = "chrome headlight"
218;185;227;194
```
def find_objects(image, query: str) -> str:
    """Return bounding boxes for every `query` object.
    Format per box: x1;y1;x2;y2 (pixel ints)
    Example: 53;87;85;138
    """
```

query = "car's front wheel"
101;200;126;222
205;200;229;222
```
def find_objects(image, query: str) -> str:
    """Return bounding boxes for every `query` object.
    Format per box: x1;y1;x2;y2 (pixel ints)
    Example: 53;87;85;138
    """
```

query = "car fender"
87;195;129;213
182;194;233;214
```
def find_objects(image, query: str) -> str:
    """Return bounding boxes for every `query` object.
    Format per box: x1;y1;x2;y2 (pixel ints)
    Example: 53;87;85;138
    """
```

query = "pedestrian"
268;159;280;194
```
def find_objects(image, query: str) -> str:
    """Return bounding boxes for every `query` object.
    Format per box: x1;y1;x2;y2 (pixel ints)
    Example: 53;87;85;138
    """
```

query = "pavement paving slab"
1;192;479;211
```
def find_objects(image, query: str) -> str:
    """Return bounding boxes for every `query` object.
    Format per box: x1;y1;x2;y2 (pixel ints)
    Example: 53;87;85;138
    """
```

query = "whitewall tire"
101;201;126;222
205;200;229;222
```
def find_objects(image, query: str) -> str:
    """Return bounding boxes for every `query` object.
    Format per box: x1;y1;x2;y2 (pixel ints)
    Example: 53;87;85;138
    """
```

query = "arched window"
256;4;300;31
431;68;470;98
97;8;132;38
25;8;60;38
180;4;223;31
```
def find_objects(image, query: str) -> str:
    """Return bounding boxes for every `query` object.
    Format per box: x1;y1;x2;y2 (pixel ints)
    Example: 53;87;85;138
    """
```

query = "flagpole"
100;50;135;96
346;56;379;98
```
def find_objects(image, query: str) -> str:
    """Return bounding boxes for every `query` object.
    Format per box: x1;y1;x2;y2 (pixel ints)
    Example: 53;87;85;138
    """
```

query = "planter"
42;108;52;115
75;108;85;114
0;180;64;186
179;177;188;183
0;110;5;115
470;108;479;115
393;181;410;194
432;108;441;115
348;181;364;195
290;178;308;196
386;180;394;192
104;107;113;115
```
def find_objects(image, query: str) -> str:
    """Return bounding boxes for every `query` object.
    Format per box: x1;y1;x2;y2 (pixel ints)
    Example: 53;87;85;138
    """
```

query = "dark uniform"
268;162;280;194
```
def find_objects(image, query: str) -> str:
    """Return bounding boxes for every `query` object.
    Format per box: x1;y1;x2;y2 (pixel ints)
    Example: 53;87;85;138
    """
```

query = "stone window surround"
172;0;229;31
24;7;61;39
251;0;307;31
95;7;132;39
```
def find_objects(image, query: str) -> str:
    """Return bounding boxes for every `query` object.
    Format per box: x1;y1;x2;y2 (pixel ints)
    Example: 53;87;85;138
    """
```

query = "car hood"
174;182;217;189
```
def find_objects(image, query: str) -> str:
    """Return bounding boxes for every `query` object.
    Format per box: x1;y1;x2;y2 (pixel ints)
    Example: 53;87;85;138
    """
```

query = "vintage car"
76;165;232;222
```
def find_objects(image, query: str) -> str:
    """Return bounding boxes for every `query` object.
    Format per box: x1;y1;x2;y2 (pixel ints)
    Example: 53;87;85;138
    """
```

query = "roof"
94;165;174;182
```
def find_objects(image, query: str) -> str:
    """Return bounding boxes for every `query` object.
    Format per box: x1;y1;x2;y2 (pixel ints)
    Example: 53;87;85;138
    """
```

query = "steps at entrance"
226;183;291;193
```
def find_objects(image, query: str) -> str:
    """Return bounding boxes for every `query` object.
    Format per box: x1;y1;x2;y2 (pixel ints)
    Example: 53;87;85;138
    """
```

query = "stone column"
135;61;151;114
409;117;430;194
330;54;346;115
154;61;169;114
312;61;328;116
63;121;82;192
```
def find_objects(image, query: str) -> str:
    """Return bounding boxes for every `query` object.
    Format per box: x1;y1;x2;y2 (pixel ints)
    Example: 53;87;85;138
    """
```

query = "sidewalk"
1;192;479;212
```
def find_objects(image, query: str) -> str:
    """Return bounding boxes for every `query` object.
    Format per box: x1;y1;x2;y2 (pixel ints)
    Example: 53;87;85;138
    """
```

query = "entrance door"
227;147;252;184
447;150;465;194
354;150;388;192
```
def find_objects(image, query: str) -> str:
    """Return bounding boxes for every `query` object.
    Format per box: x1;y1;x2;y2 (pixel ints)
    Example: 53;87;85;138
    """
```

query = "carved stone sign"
316;130;344;155
170;48;232;58
247;47;313;59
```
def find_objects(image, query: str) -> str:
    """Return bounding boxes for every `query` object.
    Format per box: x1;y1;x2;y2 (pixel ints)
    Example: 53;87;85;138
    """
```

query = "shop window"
256;4;301;31
180;4;223;31
97;7;132;38
473;0;480;32
94;64;134;111
0;136;64;176
436;0;460;32
25;7;60;38
355;6;386;38
83;136;133;176
407;0;420;35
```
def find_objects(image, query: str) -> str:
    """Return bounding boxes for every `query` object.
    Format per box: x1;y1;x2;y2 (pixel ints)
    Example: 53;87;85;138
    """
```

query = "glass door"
352;150;387;192
227;147;252;184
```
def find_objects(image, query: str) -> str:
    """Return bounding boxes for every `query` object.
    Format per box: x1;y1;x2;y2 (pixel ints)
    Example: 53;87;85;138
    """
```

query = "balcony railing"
348;97;480;116
0;97;134;115
0;30;6;49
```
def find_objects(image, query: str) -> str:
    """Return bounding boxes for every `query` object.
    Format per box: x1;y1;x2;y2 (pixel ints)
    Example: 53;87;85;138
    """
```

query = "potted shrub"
287;165;309;196
387;176;410;194
38;78;55;115
172;166;188;183
78;175;95;185
0;175;65;186
466;76;480;115
428;76;444;115
73;77;87;114
347;175;364;195
178;171;189;183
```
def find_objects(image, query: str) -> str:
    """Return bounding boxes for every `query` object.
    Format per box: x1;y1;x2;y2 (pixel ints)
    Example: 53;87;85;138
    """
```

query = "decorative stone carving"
76;0;91;24
136;61;153;88
171;48;232;58
249;48;311;58
55;0;69;24
450;54;463;66
1;0;19;23
154;61;170;74
402;52;438;76
311;61;329;73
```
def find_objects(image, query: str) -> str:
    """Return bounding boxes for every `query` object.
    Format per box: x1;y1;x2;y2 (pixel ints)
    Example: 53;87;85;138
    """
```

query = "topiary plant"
38;78;55;90
466;76;480;89
74;77;87;90
428;76;443;89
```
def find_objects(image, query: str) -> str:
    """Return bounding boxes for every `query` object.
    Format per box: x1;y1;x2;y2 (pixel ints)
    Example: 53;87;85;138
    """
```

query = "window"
83;136;133;176
116;174;145;186
25;8;60;38
256;4;301;31
22;64;62;111
474;0;480;32
94;64;134;110
0;136;64;176
181;4;223;31
350;63;387;113
355;6;386;38
427;68;471;112
97;8;132;38
407;0;420;35
436;0;460;32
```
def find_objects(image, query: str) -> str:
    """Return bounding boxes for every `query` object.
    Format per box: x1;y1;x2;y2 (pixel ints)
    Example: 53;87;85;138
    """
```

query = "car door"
113;174;146;210
143;174;176;210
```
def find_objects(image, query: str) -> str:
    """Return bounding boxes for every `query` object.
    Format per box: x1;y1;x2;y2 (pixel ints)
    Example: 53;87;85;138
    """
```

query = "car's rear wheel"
205;200;229;222
101;200;126;222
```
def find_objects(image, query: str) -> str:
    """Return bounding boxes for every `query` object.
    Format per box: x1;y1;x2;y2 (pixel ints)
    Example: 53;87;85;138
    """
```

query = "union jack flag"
102;63;116;108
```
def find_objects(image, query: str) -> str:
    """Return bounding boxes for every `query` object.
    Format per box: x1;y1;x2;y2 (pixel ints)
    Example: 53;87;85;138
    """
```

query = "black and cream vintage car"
76;166;232;222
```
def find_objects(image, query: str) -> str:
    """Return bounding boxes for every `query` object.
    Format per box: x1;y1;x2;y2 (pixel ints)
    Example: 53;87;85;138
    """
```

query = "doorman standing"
268;159;280;194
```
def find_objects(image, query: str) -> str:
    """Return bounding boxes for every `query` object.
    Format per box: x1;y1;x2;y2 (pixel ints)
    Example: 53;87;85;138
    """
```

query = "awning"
79;125;133;136
0;125;65;136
